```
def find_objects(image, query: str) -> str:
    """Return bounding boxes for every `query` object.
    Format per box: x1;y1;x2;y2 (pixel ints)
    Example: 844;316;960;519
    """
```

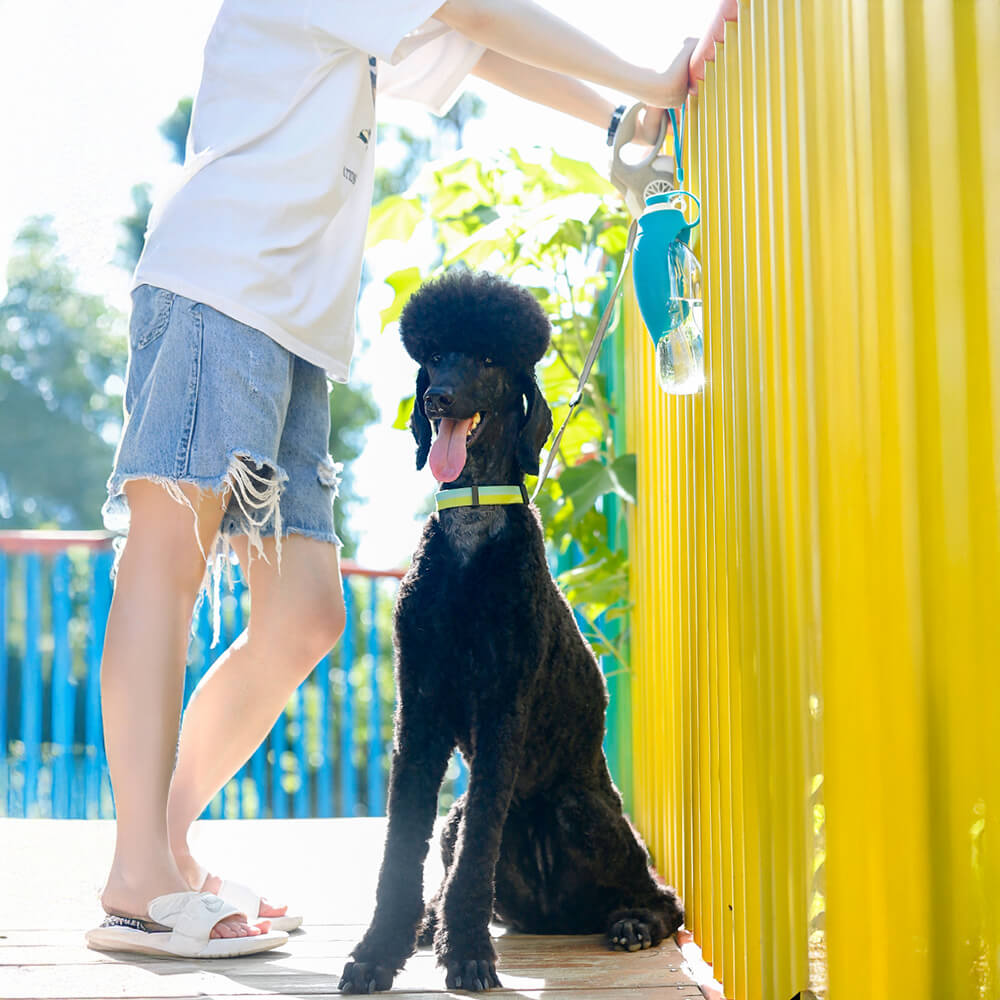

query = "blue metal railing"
0;532;467;819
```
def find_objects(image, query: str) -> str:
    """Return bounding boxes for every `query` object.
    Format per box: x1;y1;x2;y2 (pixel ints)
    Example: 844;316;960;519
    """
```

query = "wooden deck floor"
1;817;704;1000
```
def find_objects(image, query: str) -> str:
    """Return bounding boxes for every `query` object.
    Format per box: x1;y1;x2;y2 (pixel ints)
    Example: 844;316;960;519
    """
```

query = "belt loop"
470;485;479;508
519;484;529;504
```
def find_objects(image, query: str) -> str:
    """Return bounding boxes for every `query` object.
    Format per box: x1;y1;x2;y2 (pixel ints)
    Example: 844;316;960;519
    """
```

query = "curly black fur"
399;269;551;370
340;272;682;995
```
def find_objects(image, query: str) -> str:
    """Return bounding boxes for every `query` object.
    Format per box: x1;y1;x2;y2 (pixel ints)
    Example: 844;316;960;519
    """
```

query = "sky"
0;0;716;567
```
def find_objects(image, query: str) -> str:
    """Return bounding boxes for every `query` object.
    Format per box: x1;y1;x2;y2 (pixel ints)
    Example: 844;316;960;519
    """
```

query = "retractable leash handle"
609;103;675;218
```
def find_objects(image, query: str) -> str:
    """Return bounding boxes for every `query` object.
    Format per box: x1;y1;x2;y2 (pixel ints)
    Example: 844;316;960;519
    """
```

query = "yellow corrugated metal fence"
625;2;999;998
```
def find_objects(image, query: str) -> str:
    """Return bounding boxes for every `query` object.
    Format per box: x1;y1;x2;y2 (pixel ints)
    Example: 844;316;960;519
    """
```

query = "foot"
607;908;664;952
436;931;502;991
101;861;270;940
339;960;398;994
173;851;290;922
444;958;502;991
199;871;289;922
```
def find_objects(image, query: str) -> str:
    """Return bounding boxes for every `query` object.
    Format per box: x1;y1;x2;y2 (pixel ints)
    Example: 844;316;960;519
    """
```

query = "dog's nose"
424;389;454;415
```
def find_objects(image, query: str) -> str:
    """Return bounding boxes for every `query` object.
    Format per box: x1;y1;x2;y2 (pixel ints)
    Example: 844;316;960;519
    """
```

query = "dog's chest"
398;515;546;681
438;508;507;565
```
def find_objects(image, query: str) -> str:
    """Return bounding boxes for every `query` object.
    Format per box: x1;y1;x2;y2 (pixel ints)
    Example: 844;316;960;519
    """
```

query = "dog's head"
399;271;553;486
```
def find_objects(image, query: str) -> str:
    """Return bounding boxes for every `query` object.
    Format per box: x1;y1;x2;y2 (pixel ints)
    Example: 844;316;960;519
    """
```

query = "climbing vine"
368;147;633;663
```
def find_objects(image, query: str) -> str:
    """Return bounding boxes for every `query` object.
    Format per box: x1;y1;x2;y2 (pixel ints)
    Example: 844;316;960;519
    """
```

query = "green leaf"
557;459;615;525
379;267;423;330
608;453;637;505
392;394;415;431
549;152;617;195
596;222;629;256
367;196;425;246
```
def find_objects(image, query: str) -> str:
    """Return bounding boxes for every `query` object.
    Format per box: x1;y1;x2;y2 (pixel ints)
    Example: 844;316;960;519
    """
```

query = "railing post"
22;553;42;817
340;580;356;817
316;652;333;817
271;688;288;820
85;551;112;818
229;571;247;818
367;577;383;816
0;552;8;814
50;552;73;818
293;682;309;818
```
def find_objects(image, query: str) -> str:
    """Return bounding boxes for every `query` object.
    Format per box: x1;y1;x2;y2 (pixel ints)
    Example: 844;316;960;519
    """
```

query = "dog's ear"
411;366;432;470
517;376;553;476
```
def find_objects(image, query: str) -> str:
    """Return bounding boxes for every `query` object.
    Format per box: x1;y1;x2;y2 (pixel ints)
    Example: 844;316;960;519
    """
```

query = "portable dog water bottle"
610;105;704;395
634;190;703;394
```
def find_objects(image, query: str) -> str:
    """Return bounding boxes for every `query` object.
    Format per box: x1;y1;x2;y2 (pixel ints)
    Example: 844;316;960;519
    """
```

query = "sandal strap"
147;892;244;942
216;879;262;919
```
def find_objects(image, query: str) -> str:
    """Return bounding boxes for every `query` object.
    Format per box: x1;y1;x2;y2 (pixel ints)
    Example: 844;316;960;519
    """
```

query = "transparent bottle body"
655;302;704;394
655;241;704;394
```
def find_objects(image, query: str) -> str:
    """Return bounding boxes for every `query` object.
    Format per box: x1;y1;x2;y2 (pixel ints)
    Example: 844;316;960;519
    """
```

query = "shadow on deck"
1;817;703;999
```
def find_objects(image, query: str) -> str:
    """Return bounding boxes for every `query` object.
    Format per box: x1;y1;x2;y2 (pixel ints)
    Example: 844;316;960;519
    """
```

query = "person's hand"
641;37;698;108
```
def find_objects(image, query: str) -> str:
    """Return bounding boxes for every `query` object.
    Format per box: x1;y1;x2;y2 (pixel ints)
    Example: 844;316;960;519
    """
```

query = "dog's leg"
550;780;684;949
434;714;529;992
339;702;455;994
417;792;464;947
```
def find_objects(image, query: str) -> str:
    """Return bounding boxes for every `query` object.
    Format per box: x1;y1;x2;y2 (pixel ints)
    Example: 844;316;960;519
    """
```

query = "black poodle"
340;270;682;994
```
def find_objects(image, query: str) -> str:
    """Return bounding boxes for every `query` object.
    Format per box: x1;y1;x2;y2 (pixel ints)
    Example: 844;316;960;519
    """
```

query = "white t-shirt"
132;1;484;381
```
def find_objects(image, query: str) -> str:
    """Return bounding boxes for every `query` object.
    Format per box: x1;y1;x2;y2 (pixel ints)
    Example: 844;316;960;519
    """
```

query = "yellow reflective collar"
435;484;530;511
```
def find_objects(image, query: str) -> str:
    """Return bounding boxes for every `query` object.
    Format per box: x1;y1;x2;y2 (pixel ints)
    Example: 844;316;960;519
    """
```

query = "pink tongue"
429;417;474;483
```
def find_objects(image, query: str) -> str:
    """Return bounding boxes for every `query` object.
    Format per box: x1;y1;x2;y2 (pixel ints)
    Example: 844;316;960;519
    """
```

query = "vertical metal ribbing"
626;2;997;998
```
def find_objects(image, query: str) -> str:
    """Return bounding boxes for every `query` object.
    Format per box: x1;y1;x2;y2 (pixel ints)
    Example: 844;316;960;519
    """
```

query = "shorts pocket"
129;285;175;350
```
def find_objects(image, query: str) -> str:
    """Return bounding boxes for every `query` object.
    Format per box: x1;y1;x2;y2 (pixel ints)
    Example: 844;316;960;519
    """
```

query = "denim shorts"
103;285;342;593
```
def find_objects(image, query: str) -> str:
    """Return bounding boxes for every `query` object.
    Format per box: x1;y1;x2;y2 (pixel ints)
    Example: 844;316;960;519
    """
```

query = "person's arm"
471;49;616;130
471;49;674;147
434;0;696;109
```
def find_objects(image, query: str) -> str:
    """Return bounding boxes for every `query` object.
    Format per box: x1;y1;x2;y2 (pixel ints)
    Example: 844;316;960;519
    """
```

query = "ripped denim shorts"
103;285;342;611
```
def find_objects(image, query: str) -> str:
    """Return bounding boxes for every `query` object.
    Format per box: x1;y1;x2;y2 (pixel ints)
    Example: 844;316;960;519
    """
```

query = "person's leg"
167;534;345;902
99;479;266;939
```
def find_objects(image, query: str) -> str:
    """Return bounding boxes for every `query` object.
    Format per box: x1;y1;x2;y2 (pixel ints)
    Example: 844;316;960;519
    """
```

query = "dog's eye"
483;357;495;367
430;354;441;365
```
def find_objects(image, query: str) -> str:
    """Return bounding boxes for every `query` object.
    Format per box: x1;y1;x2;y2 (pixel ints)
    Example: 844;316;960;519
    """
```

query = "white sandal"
85;891;289;958
213;877;303;933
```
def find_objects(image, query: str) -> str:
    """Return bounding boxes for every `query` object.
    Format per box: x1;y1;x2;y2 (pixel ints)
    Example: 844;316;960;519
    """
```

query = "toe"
211;914;264;939
258;898;288;918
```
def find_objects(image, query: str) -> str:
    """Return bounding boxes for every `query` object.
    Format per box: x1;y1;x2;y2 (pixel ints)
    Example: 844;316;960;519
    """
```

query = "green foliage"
328;381;378;559
373;126;432;204
159;97;193;165
116;98;190;272
0;217;127;527
368;147;633;659
116;183;152;272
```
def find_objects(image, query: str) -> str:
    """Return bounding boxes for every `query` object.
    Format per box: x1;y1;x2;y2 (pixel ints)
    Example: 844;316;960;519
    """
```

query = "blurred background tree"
0;217;126;528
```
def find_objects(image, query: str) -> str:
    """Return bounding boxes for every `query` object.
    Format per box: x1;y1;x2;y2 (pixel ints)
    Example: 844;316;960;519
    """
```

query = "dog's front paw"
444;958;502;991
339;960;396;993
607;909;662;952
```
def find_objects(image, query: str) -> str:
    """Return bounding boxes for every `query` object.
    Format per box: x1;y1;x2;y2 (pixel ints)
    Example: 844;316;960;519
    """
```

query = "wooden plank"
0;934;688;969
0;818;702;999
2;947;704;999
3;963;704;1000
4;991;701;1000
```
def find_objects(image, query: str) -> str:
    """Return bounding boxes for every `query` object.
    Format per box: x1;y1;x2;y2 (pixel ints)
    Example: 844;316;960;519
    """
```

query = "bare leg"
99;480;264;939
167;535;345;910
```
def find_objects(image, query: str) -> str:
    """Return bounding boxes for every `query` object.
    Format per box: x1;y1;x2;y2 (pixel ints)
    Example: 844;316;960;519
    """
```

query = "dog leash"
531;218;638;502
